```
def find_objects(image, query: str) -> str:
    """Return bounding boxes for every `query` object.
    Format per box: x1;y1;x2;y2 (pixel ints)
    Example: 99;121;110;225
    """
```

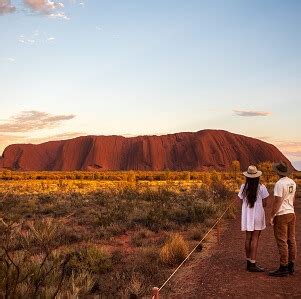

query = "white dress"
238;184;269;231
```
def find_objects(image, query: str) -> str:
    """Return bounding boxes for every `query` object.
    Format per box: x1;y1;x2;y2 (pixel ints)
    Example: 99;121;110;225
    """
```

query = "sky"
0;0;301;169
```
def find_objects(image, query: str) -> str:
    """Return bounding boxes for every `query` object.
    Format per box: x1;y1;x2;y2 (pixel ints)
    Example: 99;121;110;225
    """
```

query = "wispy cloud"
68;0;85;7
24;0;64;12
48;12;69;20
19;31;55;45
233;110;271;117
1;57;16;62
0;0;16;14
19;35;35;45
1;0;79;18
0;111;75;133
24;0;69;20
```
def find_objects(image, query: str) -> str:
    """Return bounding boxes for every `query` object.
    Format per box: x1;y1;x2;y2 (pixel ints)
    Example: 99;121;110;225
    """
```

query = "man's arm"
270;196;282;225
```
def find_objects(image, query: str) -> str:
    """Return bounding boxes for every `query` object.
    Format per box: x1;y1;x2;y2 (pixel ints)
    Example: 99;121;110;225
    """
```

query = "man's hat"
273;161;291;176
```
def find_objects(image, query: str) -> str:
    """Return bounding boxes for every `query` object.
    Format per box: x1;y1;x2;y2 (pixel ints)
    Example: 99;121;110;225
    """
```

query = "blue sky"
0;0;301;168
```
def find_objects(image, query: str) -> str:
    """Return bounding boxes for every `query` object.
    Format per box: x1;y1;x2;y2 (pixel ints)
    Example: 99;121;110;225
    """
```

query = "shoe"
248;262;265;272
268;265;289;277
247;260;251;270
288;262;295;274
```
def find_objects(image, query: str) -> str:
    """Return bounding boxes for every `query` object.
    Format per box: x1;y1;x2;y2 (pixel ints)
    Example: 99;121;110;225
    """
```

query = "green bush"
67;246;112;275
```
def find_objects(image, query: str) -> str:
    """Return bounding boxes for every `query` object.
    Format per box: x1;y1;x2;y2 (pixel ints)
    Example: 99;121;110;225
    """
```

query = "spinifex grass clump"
67;246;112;275
160;233;189;265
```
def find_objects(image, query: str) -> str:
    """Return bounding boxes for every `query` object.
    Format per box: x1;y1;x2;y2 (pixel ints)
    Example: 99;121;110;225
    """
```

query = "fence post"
152;287;160;299
216;222;221;244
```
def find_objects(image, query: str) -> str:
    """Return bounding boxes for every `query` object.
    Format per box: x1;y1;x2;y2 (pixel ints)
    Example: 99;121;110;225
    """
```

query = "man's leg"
269;215;289;276
274;215;289;266
288;213;297;274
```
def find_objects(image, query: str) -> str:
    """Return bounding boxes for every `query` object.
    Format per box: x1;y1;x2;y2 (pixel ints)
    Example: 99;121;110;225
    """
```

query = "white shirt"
274;177;296;216
238;184;269;231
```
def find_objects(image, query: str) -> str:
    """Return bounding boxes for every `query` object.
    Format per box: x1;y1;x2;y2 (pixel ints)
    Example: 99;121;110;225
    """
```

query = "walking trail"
165;197;301;298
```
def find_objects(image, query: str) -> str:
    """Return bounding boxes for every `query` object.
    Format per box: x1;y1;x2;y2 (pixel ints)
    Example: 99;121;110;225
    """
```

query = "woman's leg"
250;230;261;261
245;231;252;259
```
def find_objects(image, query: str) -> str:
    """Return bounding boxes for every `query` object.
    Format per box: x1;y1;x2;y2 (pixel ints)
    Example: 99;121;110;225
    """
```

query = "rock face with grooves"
0;130;293;171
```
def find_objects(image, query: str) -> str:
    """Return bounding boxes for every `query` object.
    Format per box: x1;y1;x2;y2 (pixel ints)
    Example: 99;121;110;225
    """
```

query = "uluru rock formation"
0;130;293;171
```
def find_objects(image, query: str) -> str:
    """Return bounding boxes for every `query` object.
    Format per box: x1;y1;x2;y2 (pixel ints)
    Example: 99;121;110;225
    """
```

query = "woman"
238;165;270;272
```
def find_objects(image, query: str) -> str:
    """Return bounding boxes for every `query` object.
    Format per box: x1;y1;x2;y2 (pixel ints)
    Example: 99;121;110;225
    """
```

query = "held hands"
269;216;274;226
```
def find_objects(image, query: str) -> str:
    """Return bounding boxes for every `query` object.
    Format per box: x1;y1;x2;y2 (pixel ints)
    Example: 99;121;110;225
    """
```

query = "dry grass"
160;233;189;265
0;170;246;297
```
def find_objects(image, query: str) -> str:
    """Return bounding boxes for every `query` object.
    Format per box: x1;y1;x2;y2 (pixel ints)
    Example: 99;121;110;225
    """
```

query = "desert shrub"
59;225;87;244
169;206;191;224
187;200;217;223
211;180;234;202
59;270;95;298
188;224;207;241
75;182;87;189
126;247;162;293
119;186;140;200
38;193;53;204
230;160;241;179
210;171;222;183
140;202;176;231
182;171;191;181
96;247;162;298
67;246;111;275
127;272;147;298
97;223;127;238
127;171;136;183
145;187;176;202
159;233;189;265
57;179;68;189
194;184;210;200
131;228;153;247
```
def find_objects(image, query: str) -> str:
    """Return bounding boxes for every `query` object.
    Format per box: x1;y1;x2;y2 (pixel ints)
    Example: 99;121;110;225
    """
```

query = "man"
269;161;297;277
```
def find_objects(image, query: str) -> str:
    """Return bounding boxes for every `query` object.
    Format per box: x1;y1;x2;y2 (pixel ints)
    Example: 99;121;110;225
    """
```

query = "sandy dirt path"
163;197;301;298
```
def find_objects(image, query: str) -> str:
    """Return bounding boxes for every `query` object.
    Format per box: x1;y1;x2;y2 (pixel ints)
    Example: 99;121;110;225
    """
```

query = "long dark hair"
242;177;260;208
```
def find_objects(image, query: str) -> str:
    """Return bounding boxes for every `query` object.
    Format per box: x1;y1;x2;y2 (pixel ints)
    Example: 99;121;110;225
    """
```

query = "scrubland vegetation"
0;161;300;298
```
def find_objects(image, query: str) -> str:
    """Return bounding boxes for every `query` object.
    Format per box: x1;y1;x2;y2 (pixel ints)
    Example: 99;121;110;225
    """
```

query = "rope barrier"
152;197;236;298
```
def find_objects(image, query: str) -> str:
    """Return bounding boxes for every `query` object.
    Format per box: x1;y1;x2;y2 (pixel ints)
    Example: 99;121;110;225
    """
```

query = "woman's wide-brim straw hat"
243;165;262;178
273;161;291;176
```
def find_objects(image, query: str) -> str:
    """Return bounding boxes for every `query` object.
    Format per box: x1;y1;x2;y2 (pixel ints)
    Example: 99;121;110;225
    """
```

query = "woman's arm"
262;195;271;208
